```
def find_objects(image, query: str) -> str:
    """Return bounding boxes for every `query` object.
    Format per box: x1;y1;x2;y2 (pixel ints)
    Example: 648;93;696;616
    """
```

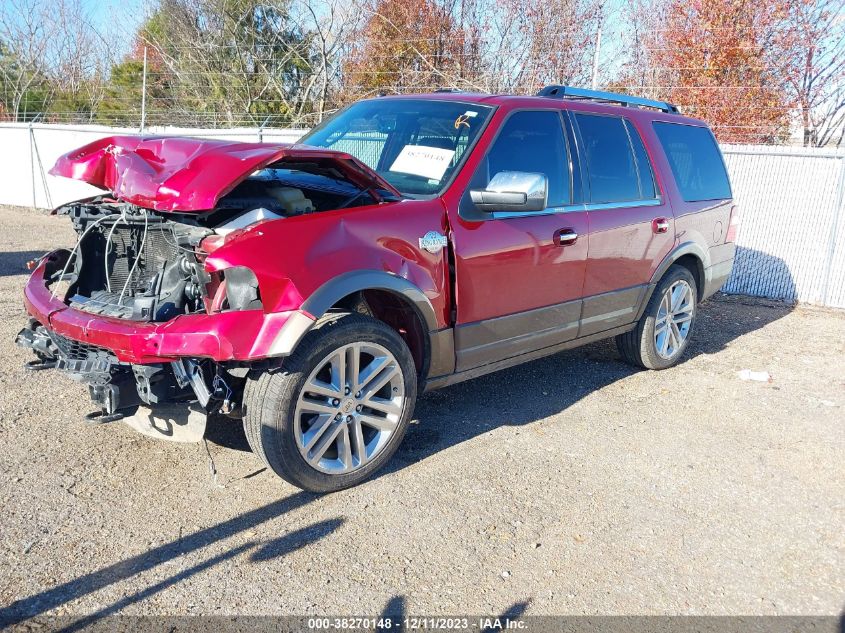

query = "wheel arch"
672;254;705;301
302;271;439;330
300;271;450;382
636;242;709;320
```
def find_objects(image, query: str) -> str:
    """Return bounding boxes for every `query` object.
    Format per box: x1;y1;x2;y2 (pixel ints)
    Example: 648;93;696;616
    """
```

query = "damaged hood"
50;135;401;212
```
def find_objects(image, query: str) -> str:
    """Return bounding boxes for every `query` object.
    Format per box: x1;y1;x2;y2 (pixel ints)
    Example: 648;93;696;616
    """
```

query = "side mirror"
470;171;548;213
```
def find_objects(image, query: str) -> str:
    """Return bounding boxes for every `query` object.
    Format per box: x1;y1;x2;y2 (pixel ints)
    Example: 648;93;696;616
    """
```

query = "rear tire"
243;312;417;493
616;265;698;370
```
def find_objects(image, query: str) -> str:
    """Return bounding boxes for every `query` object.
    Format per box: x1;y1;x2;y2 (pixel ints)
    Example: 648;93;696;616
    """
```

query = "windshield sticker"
463;110;478;117
389;145;455;181
454;114;471;129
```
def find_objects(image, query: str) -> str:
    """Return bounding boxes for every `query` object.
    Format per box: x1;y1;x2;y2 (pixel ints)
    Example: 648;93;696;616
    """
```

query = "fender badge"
419;231;448;254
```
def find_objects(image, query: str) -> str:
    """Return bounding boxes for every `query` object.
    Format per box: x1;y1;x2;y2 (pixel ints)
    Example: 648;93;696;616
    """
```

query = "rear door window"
574;113;641;204
653;122;731;201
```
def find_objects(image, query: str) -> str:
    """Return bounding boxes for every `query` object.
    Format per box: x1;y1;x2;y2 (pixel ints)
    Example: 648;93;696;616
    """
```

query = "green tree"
141;0;317;126
0;41;49;121
97;59;145;125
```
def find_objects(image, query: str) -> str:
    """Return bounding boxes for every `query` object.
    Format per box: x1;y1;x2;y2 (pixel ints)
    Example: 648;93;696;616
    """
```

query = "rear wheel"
616;265;697;370
243;313;417;492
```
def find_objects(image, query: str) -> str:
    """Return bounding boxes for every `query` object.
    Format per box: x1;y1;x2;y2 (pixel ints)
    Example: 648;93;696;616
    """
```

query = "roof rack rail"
537;85;679;114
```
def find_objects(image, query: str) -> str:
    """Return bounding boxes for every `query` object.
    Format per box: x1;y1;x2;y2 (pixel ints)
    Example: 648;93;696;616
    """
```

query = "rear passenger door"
571;112;675;336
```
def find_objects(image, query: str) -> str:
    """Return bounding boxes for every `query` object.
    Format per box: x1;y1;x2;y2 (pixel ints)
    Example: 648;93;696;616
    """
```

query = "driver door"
449;109;589;372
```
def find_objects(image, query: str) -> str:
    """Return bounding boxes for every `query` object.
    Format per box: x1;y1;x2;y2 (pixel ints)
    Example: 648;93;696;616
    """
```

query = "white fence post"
28;123;36;209
140;46;148;134
822;156;845;306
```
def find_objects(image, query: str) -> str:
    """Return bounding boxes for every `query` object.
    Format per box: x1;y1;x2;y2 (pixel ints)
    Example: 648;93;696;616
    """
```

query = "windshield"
300;99;494;196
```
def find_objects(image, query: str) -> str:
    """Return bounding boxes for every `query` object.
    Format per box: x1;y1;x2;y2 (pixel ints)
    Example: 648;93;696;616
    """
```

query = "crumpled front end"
16;237;313;420
17;135;402;421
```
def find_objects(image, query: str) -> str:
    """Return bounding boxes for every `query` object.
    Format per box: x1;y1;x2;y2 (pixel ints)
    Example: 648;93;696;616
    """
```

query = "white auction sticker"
389;145;455;181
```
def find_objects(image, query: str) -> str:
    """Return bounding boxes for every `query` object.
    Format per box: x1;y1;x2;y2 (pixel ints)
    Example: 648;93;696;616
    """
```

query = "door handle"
652;217;670;234
554;229;578;246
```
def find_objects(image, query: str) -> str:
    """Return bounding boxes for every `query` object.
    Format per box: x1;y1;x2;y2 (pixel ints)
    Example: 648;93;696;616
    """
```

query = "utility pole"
591;21;603;90
140;46;148;134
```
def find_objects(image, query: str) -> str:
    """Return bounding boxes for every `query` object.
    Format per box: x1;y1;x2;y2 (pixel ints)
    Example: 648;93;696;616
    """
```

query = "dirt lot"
0;205;843;623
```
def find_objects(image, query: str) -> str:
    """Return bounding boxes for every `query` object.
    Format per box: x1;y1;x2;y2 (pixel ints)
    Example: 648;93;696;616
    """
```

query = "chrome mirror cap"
470;171;548;213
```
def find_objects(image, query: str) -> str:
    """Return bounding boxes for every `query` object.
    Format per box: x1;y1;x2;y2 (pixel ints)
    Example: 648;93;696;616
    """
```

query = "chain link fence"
721;145;845;307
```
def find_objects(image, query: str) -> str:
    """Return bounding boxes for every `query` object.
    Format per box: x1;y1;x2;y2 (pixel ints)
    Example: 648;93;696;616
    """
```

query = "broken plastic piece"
737;369;772;382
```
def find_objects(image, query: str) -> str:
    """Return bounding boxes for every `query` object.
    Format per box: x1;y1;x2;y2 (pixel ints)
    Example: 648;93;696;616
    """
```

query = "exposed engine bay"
53;162;385;323
58;202;212;322
16;159;393;421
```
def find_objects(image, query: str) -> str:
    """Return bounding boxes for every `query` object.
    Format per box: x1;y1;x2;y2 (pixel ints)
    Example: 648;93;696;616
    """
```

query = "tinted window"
653;122;731;201
575;113;640;203
481;110;570;207
625;120;656;199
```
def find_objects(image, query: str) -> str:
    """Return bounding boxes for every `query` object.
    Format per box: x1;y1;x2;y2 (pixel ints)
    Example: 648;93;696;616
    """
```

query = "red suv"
17;87;737;492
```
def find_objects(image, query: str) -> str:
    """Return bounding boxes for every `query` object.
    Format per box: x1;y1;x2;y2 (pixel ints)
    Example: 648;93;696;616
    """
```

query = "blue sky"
79;0;629;74
82;0;147;57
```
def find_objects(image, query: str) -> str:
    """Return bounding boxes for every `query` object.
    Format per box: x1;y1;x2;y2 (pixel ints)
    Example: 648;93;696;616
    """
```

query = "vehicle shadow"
0;250;46;278
203;294;796;471
205;413;253;452
723;246;799;303
0;492;340;628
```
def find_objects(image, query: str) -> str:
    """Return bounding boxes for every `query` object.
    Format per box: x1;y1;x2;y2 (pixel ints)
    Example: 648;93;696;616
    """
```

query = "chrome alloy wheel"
294;342;405;474
654;280;695;360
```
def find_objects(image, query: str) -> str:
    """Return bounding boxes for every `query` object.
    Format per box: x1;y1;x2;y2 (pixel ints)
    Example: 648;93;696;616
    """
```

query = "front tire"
616;265;698;370
243;313;417;492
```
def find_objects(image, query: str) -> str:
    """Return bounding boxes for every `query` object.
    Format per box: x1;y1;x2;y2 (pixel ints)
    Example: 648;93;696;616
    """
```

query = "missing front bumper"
16;318;195;417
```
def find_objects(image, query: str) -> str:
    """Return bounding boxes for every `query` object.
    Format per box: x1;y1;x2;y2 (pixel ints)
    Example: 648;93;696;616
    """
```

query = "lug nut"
332;398;340;406
355;391;361;399
346;415;353;423
335;413;342;420
345;387;350;395
356;405;362;412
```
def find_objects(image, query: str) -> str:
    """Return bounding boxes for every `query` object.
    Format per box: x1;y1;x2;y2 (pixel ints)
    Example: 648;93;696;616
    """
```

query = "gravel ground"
0;205;843;622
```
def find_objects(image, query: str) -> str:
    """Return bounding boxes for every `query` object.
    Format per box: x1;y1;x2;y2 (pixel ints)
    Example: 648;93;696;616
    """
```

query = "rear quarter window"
653;122;732;202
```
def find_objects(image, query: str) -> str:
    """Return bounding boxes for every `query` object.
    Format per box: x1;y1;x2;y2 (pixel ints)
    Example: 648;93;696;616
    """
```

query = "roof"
377;91;706;126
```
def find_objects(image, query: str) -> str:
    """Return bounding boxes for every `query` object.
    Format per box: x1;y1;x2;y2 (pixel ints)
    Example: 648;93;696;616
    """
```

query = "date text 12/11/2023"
306;616;528;630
